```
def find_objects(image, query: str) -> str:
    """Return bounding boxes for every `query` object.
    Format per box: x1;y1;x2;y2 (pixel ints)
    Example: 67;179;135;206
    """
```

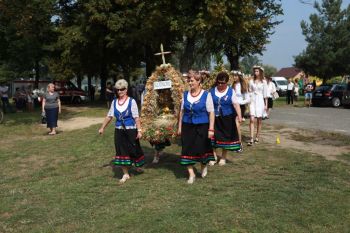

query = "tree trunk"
34;60;40;89
99;61;107;101
226;50;240;71
145;45;156;78
76;73;82;89
180;37;196;73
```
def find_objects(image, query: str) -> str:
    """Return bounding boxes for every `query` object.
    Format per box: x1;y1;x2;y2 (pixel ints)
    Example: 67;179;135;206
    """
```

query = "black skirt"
267;97;273;108
180;123;215;166
211;114;241;151
113;128;144;167
45;107;58;128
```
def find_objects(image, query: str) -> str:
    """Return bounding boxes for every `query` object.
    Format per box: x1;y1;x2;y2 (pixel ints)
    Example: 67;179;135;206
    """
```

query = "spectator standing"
42;83;61;135
304;82;314;107
286;79;294;105
106;82;115;109
0;82;11;113
294;80;299;102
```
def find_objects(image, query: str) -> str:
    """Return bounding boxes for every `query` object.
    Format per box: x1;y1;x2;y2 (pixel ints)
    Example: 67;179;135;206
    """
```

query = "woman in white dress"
248;66;267;146
232;71;250;149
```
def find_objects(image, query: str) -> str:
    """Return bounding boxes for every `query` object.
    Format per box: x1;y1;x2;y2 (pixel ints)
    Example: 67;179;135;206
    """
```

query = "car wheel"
73;96;82;104
331;97;341;107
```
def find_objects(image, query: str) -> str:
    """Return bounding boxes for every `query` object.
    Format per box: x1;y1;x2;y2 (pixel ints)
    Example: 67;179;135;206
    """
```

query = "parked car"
53;81;88;104
272;77;288;96
312;84;346;107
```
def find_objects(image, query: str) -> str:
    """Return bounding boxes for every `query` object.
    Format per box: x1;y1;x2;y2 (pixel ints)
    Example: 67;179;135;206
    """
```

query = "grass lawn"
0;105;349;233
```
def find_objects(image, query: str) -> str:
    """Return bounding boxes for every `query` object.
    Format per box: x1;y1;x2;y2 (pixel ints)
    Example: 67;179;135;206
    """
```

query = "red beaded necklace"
190;89;201;98
118;96;128;106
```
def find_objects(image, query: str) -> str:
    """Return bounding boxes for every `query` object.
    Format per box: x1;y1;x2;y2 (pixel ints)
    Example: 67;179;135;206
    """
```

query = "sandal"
254;138;259;144
247;138;254;146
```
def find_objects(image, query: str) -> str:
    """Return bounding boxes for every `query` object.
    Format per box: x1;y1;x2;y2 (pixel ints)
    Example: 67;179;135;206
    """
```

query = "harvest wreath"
141;64;185;143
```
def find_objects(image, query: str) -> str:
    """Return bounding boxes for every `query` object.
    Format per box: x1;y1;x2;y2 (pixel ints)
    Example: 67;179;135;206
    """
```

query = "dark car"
312;84;346;107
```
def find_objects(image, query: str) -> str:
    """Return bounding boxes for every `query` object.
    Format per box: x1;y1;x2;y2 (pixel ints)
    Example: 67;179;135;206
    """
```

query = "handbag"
272;91;279;100
41;112;47;124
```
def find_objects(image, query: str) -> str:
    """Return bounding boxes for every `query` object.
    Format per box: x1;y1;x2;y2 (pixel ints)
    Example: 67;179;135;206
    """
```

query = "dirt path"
57;117;104;131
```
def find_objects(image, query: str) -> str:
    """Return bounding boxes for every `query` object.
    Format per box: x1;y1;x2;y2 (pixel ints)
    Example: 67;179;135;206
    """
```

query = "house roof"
273;67;302;78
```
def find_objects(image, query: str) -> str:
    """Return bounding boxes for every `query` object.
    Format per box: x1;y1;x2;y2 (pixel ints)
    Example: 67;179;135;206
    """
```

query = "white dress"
249;79;267;118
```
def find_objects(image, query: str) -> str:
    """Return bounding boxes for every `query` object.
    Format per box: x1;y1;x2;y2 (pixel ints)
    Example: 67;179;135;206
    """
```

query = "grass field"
0;105;349;233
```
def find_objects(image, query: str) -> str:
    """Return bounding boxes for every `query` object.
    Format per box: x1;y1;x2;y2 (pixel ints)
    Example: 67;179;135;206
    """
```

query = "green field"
0;106;349;233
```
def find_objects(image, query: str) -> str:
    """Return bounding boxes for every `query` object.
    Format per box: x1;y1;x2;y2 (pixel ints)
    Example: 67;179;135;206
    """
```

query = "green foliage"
240;55;261;74
295;0;350;81
263;64;278;77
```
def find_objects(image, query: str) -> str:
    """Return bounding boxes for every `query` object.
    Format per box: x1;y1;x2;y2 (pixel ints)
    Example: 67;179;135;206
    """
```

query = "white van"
272;77;288;96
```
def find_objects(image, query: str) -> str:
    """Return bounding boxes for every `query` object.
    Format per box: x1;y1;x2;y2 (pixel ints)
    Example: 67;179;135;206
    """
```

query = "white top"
181;90;214;112
287;82;294;90
266;82;276;98
213;87;238;104
0;85;9;98
249;79;267;118
234;83;250;105
107;97;139;118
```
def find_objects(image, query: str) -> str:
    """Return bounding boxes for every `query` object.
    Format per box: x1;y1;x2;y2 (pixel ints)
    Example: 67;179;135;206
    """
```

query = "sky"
260;0;350;70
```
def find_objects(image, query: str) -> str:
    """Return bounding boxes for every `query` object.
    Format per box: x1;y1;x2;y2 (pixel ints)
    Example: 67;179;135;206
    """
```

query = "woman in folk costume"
248;66;268;146
99;79;144;184
209;72;242;166
177;71;215;184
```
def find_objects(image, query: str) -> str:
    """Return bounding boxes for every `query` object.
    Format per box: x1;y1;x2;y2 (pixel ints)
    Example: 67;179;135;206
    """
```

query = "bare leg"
187;165;196;184
119;166;130;184
236;117;242;142
248;116;255;145
200;163;208;178
219;149;227;166
209;148;217;166
256;118;262;142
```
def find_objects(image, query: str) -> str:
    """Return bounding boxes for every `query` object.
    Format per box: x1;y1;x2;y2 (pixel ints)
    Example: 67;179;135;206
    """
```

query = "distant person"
106;82;114;108
304;82;314;107
26;85;34;112
13;87;26;111
42;83;61;135
286;79;294;105
0;82;10;113
89;85;95;101
294;80;299;102
265;76;276;118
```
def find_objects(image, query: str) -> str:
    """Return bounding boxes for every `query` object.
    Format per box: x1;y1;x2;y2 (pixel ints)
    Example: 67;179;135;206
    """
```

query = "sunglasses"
116;88;126;92
217;81;227;85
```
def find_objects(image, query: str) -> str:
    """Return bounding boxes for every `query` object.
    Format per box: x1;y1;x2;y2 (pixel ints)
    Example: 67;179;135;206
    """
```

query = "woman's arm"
233;102;242;123
177;109;183;135
208;111;215;139
135;117;142;139
42;98;46;112
58;99;61;114
98;116;113;134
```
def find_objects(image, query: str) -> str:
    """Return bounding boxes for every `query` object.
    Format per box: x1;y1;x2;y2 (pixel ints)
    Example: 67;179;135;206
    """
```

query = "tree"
0;0;57;87
295;0;350;82
262;64;278;77
203;0;283;70
240;55;261;74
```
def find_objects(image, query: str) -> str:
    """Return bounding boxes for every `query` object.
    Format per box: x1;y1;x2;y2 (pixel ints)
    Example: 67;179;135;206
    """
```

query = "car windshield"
276;80;288;85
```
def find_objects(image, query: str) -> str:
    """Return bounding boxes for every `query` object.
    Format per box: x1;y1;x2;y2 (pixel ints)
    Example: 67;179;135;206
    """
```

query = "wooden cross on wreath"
154;43;171;65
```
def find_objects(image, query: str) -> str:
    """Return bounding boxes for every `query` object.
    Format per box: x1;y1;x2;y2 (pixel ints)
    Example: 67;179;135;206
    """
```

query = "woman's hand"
98;128;104;134
208;130;214;139
177;127;181;136
136;131;142;139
